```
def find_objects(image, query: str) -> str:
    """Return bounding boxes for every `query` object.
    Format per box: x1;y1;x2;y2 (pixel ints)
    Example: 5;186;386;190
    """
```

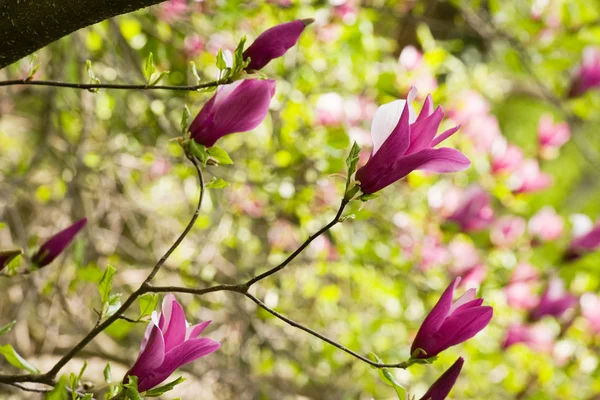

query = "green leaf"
85;60;101;92
45;376;68;400
188;141;210;165
0;344;40;373
98;264;116;304
360;193;380;202
206;177;229;189
189;61;201;84
103;362;112;384
344;141;361;189
0;249;22;269
233;35;248;72
0;320;16;336
27;54;39;80
368;353;405;399
102;293;122;318
208;146;233;165
149;71;169;87
69;373;78;400
216;49;227;71
144;53;155;83
144;377;186;397
137;293;158;320
124;376;143;400
180;106;191;136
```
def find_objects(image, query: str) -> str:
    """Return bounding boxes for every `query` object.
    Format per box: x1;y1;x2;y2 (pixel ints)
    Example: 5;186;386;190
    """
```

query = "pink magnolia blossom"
32;218;87;267
158;0;188;23
502;323;555;352
581;293;600;334
315;92;345;126
448;91;490;125
528;206;563;242
127;294;220;392
183;34;205;58
538;114;570;159
356;88;470;194
190;79;276;147
566;221;600;259
529;277;577;321
569;47;600;97
411;278;493;358
446;185;494;232
491;141;524;174
504;263;539;310
489;216;526;248
509;159;552;194
243;19;312;71
399;45;423;71
419;357;464;400
462;114;504;153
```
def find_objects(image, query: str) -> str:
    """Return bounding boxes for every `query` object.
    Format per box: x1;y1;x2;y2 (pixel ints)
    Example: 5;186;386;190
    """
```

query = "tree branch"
0;78;229;91
0;0;167;69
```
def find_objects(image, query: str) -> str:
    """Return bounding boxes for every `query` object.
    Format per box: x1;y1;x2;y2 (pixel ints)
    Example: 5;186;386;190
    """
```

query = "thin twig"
0;78;229;91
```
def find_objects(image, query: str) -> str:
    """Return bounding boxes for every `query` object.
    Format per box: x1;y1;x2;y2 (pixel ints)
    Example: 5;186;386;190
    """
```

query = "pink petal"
431;125;460;147
186;320;212;340
162;298;188;352
449;288;477;314
370;99;409;156
128;323;166;385
158;293;176;331
416;94;434;122
405;106;444;155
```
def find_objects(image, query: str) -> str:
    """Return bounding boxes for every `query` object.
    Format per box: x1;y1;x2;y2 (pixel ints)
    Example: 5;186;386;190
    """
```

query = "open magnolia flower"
127;294;221;392
356;88;470;194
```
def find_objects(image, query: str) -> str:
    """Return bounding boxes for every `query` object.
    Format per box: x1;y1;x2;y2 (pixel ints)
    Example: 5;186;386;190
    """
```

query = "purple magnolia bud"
419;357;464;400
411;278;493;359
190;79;276;147
31;218;87;267
446;185;494;232
356;88;470;195
0;249;23;271
127;294;221;392
243;19;313;71
502;323;555;352
568;46;600;98
529;277;577;321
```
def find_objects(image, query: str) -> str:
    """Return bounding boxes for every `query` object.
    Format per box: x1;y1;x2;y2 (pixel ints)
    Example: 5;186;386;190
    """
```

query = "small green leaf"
0;344;40;373
102;293;122;318
150;71;169;87
69;372;78;400
0;320;16;336
103;362;112;384
45;376;68;400
27;54;39;80
144;53;156;83
233;35;248;72
360;193;380;202
180;106;191;136
207;146;233;165
188;141;210;165
0;249;22;269
85;60;101;92
77;361;88;384
124;376;143;400
216;49;227;71
206;177;229;189
138;293;158;320
144;377;186;397
98;265;116;304
189;61;201;84
344;141;361;190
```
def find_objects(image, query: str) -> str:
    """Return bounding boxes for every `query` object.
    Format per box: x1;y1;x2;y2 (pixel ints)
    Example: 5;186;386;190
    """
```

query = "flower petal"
448;288;477;314
431;125;461;147
370;99;409;156
186;320;211;340
162;297;188;352
416;94;434;122
419;357;464;400
128;323;166;389
405;106;444;155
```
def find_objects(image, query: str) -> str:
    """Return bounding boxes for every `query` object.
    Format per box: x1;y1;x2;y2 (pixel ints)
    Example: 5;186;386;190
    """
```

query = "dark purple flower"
446;185;494;232
411;278;493;359
127;294;220;392
356;88;470;194
190;79;276;147
529;277;577;321
0;249;22;271
569;47;600;98
243;19;313;71
31;218;87;267
566;221;600;260
419;357;464;400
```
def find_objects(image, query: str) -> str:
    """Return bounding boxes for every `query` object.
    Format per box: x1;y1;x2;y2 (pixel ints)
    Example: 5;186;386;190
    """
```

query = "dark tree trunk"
0;0;166;69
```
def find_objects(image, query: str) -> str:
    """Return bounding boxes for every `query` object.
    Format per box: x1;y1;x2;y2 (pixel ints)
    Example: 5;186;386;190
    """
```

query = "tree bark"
0;0;166;69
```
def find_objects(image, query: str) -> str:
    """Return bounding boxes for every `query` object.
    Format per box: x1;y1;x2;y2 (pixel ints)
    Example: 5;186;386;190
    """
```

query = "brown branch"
0;78;228;92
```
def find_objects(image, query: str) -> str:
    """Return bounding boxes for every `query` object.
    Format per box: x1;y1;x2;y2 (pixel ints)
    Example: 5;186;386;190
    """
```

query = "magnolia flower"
127;294;220;392
190;79;276;147
419;357;464;400
509;159;552;194
581;293;600;334
356;88;470;194
411;278;493;359
491;142;524;174
399;45;423;71
446;185;494;232
0;249;22;271
489;216;526;248
315;92;345;126
243;19;312;71
528;206;563;242
529;277;577;321
504;263;539;310
502;323;555;352
566;221;600;260
538;114;570;159
31;218;87;267
569;47;600;97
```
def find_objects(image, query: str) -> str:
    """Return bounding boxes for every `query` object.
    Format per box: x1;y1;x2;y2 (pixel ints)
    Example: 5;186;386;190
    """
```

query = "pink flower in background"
505;263;539;310
184;34;205;57
528;206;563;242
149;158;172;179
190;79;276;147
315;92;345;126
503;323;555;352
356;88;470;194
509;159;552;194
399;45;423;71
462;114;504;153
32;218;87;267
581;293;600;334
538;114;570;159
446;185;494;232
419;357;464;400
530;277;577;321
158;0;188;23
491;141;524;174
243;19;312;71
0;249;22;271
566;221;600;259
569;46;600;97
227;185;265;218
448;91;490;125
332;0;359;24
268;220;299;252
411;278;493;359
418;235;451;271
448;238;486;290
127;294;220;392
489;215;526;247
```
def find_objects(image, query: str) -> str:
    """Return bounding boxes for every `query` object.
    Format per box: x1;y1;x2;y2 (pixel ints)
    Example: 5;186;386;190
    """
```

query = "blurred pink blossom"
530;277;577;321
446;185;494;232
538;114;570;159
462;114;504;153
490;215;526;247
398;45;423;71
331;0;359;24
505;263;539;310
447;241;486;289
569;46;600;97
528;206;563;242
184;34;205;57
315;92;345;126
491;141;524;174
503;323;555;352
158;0;188;23
509;159;552;194
418;235;451;271
581;293;600;334
566;220;600;259
448;91;490;125
268;220;299;252
149;158;172;179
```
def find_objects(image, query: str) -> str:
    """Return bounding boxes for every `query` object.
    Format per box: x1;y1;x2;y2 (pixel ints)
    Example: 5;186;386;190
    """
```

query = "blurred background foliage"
2;0;600;399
